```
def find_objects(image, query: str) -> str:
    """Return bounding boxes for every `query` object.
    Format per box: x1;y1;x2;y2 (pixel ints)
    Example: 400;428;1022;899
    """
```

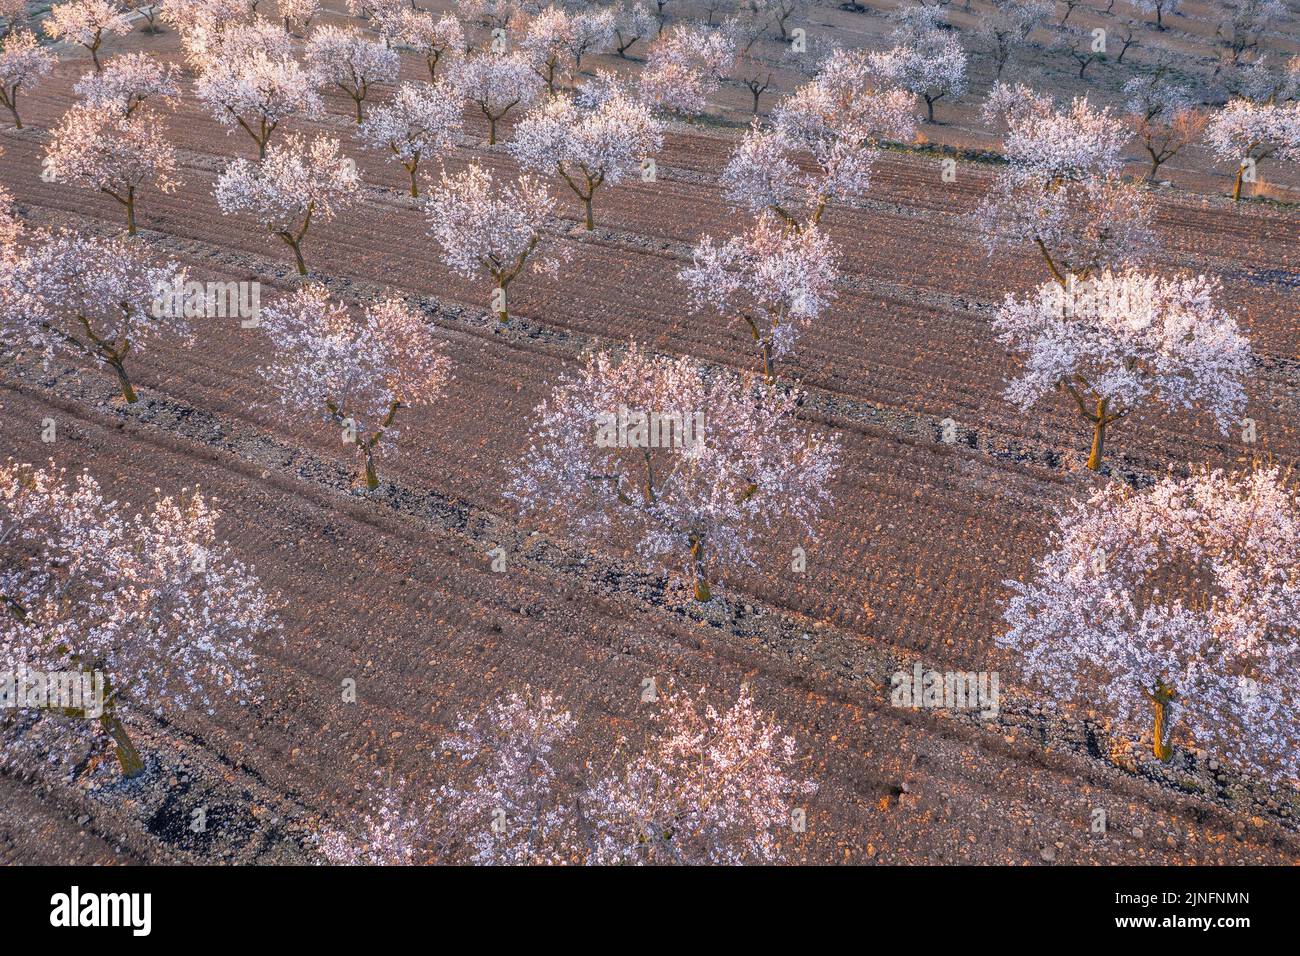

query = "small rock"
1131;827;1144;839
1040;845;1056;862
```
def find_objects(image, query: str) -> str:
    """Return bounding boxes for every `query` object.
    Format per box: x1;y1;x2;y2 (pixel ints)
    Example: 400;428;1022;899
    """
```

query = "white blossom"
215;133;361;275
507;341;840;600
509;89;662;229
258;286;452;488
999;466;1300;783
424;162;561;320
195;47;322;160
993;270;1253;470
45;104;180;235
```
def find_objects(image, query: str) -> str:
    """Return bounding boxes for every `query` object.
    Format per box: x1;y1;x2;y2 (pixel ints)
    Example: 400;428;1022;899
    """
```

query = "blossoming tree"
721;51;916;230
999;466;1300;782
44;104;180;235
508;342;840;601
0;29;54;129
509;88;662;229
425;163;560;322
1204;98;1300;201
450;49;542;144
584;685;817;864
977;87;1155;285
359;81;463;197
73;51;180;117
1122;72;1208;180
993;270;1253;471
0;461;276;777
638;24;735;115
215;133;361;276
195;47;322;160
680;213;837;381
43;0;132;72
0;230;187;403
258;286;452;489
437;689;580;865
306;24;401;123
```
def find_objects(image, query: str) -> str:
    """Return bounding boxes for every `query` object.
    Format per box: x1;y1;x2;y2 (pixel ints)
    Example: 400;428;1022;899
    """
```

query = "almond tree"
359;81;463;198
0;229;187;403
869;22;967;123
194;47;323;159
44;104;180;235
450;49;542;143
521;6;574;94
638;23;735;115
1123;72;1207;180
977;87;1155;285
73;52;181;117
584;684;817;864
721;52;915;230
1205;99;1300;201
258;286;452;488
425;163;560;321
994;270;1252;471
437;689;581;865
509;89;662;229
43;0;133;72
0;30;55;129
564;7;616;71
977;0;1050;78
278;0;319;35
999;466;1300;781
508;342;840;601
215;133;361;276
1215;0;1283;68
1132;0;1180;31
307;24;401;123
613;2;656;58
0;461;276;777
681;213;837;382
398;10;465;82
178;10;291;74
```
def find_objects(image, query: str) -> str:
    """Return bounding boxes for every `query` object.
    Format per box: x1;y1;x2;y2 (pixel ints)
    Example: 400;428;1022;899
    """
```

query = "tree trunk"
925;96;935;123
690;536;710;602
759;339;773;384
1232;165;1245;201
1085;397;1107;471
125;188;137;236
102;712;144;777
584;196;594;230
364;449;379;489
408;166;420;198
488;117;497;145
353;96;364;123
286;237;308;276
1149;680;1175;762
108;358;138;404
4;100;20;129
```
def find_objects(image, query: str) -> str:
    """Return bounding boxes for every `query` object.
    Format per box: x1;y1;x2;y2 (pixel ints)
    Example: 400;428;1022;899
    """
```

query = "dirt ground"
1;1;1298;864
